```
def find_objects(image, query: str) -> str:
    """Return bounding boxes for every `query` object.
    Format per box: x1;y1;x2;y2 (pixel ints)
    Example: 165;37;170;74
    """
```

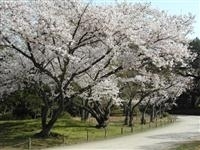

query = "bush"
0;113;13;120
162;112;169;117
111;105;123;116
60;112;72;119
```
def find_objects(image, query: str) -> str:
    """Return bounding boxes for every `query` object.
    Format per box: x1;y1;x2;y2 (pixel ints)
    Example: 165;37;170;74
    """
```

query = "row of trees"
0;0;195;137
174;38;200;111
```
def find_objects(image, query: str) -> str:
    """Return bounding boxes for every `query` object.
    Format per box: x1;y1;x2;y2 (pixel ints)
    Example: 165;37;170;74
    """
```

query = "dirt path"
46;115;200;150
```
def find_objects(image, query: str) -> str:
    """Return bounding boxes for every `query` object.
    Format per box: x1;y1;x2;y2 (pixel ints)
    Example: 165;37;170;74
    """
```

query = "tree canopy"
0;0;195;137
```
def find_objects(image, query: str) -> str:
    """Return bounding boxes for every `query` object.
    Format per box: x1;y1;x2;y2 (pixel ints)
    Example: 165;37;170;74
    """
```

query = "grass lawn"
0;115;173;150
172;141;200;150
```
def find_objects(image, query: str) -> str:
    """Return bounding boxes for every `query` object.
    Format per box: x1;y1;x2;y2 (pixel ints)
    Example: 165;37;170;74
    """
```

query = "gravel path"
45;115;200;150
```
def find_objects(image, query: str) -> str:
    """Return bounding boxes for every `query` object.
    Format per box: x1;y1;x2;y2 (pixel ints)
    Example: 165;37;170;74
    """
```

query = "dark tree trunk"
81;90;91;121
96;117;109;128
128;110;134;126
156;106;160;119
81;99;89;121
141;112;146;125
96;100;112;128
155;106;158;120
123;102;129;125
141;100;150;124
159;104;162;118
124;110;129;125
80;99;112;128
35;108;62;137
159;104;165;118
94;109;110;128
41;106;48;130
150;104;155;122
3;106;8;115
36;124;53;137
127;99;134;126
34;86;65;138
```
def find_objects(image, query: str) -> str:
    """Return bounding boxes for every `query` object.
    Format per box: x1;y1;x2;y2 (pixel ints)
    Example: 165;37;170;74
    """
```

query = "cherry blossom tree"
139;72;192;124
119;67;192;126
0;0;194;136
76;76;122;128
0;0;121;136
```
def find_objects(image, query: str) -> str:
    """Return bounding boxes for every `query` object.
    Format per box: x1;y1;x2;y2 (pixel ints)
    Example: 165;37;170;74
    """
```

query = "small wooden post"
121;127;123;134
62;135;65;144
28;137;31;150
2;141;5;147
104;128;107;138
86;129;89;141
156;118;158;127
131;126;133;133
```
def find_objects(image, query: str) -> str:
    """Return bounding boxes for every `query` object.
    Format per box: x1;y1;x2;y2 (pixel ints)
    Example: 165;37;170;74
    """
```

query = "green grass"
0;116;174;150
172;141;200;150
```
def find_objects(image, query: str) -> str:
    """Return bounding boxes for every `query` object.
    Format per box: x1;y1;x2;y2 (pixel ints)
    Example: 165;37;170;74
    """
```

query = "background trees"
0;0;195;137
172;38;200;113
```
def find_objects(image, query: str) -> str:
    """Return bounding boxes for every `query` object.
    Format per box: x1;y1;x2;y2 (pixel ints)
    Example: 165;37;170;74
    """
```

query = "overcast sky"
86;0;200;38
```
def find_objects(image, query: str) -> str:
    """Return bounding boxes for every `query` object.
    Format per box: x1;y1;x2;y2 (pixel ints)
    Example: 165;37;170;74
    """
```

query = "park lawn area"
0;115;172;150
172;141;200;150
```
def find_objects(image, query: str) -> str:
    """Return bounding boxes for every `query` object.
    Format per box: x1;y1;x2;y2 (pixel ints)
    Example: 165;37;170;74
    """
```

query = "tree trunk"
155;106;158;120
95;100;112;128
128;110;134;126
124;103;129;125
35;108;62;137
91;109;110;128
141;112;146;124
150;104;155;122
36;124;53;137
35;93;64;138
126;99;133;126
96;117;108;128
3;106;7;115
41;106;48;130
141;100;150;124
81;99;86;121
34;83;66;138
81;89;91;121
124;111;129;125
78;99;113;128
159;104;165;118
159;104;162;118
81;99;89;121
